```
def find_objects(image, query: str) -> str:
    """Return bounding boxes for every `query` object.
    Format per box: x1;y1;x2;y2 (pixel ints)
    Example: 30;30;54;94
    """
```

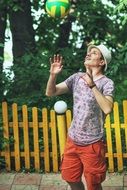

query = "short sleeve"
64;73;77;92
103;79;114;97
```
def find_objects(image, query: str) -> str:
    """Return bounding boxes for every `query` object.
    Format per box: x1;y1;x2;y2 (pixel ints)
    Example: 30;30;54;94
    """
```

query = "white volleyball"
54;100;67;114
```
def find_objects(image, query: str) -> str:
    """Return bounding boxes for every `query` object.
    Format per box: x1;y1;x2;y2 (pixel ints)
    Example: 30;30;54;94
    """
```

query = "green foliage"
5;51;49;106
115;0;127;25
0;0;126;110
106;42;127;103
0;123;15;151
0;43;4;48
116;0;127;12
0;0;23;11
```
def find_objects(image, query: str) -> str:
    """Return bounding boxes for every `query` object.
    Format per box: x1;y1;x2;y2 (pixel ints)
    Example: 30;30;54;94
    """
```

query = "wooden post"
57;114;67;159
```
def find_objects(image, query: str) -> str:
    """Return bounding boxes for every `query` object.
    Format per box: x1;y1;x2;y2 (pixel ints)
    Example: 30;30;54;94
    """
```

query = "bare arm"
46;74;69;96
91;87;113;115
82;70;114;115
45;55;69;97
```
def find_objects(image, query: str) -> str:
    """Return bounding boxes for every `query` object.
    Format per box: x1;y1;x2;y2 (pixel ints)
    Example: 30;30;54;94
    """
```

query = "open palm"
50;54;63;74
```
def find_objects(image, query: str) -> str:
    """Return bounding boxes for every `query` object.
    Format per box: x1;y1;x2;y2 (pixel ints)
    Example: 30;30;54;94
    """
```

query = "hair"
100;54;106;72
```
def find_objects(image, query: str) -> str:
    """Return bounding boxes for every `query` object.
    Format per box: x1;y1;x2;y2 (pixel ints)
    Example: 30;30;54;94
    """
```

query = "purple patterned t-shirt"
65;72;114;145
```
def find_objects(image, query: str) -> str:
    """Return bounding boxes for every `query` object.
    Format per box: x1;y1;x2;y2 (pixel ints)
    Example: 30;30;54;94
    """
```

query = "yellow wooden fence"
0;101;127;172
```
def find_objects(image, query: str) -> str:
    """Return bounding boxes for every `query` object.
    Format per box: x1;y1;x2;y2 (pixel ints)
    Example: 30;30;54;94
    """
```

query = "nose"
87;52;90;56
85;52;90;58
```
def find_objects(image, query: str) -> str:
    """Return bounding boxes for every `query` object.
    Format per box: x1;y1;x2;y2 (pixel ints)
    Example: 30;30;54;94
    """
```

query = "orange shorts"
60;137;106;190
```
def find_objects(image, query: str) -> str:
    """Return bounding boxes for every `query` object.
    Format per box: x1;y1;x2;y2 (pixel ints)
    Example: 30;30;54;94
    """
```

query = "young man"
46;44;114;190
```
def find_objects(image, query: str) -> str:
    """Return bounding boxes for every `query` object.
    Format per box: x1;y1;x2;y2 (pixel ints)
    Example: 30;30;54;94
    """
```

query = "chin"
84;61;88;64
85;59;90;63
84;62;89;66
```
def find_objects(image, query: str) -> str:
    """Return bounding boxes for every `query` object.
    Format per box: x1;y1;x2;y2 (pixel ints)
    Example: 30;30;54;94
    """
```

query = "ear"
99;59;105;66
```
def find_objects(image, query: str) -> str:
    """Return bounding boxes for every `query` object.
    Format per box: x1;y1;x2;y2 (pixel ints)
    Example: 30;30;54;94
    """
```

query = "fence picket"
2;102;11;171
22;105;30;169
32;107;40;170
113;102;123;171
42;108;50;172
12;103;20;171
123;100;127;153
50;110;58;172
105;115;114;172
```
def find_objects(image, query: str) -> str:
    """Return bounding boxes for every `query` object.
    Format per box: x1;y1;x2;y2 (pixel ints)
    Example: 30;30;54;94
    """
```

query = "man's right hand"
50;54;63;75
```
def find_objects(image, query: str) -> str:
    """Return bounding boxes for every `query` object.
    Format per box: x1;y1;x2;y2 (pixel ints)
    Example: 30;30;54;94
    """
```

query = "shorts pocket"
91;141;106;159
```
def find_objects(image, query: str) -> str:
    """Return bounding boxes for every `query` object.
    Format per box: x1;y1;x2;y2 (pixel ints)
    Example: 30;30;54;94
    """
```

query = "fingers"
50;54;63;64
86;72;92;79
59;55;63;63
54;54;62;63
54;54;57;62
86;67;92;75
86;67;93;80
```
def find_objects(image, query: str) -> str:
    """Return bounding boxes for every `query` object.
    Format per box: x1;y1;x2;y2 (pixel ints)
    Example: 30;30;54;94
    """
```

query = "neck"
86;68;104;80
93;70;103;79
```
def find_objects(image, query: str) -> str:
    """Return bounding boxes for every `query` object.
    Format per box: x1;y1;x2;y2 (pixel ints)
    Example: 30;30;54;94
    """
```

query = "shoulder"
64;72;84;91
101;76;114;86
71;72;84;77
66;72;84;81
100;76;115;96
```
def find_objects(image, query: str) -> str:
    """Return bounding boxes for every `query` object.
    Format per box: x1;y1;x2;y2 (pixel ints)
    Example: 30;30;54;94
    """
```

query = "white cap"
87;44;112;71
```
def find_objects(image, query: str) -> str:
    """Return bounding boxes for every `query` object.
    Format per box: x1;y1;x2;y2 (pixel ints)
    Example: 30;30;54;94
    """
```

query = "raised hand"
81;68;95;88
50;54;63;75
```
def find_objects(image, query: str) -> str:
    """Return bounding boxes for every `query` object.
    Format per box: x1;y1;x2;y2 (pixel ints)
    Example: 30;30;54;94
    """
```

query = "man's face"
84;47;104;68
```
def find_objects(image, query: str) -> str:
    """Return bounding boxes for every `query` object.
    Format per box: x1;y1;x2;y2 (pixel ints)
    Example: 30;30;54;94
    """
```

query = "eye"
91;51;97;54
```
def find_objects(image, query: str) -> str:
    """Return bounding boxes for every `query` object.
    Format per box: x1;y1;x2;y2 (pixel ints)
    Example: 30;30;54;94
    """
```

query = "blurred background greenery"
0;0;127;110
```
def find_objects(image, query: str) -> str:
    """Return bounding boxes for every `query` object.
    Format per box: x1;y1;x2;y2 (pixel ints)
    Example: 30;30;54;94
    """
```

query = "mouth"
85;57;91;61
